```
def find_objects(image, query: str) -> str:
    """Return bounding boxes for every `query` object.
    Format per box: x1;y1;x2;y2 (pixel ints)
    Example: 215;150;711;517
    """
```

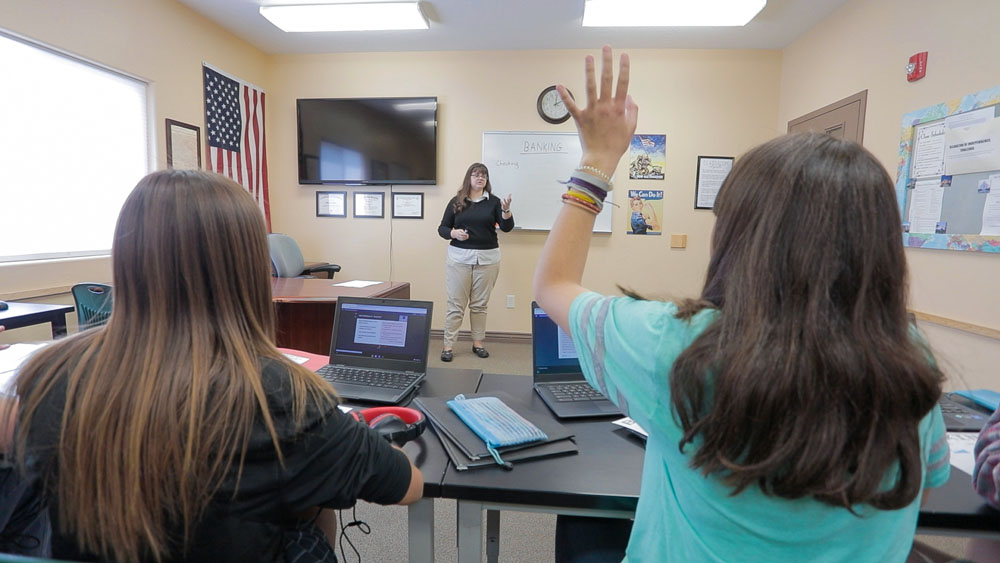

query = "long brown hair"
9;170;336;561
670;133;942;509
452;162;491;214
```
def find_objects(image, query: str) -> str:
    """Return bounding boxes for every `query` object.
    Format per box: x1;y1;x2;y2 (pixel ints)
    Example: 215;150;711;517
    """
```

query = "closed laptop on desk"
316;296;433;404
531;302;620;419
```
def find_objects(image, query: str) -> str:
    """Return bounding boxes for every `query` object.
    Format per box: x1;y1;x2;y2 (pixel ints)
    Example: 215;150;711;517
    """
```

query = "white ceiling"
176;0;849;55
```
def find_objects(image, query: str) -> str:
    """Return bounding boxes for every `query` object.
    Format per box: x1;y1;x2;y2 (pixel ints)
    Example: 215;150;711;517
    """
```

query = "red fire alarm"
907;52;927;82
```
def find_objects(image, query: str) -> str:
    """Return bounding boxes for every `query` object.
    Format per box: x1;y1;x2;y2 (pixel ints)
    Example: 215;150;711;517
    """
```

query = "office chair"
71;283;113;330
267;233;341;279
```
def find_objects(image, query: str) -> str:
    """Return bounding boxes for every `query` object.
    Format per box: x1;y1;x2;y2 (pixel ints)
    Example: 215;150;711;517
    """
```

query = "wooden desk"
0;302;75;339
271;279;410;355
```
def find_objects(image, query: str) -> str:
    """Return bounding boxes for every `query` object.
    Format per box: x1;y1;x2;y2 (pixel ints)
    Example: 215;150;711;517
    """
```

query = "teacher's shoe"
441;350;453;362
472;346;489;359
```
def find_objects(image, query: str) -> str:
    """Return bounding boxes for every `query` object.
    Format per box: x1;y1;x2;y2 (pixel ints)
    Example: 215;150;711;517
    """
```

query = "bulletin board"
896;84;1000;252
482;131;613;232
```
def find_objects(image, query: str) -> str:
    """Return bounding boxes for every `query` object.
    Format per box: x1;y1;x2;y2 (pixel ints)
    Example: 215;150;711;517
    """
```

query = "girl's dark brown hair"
670;133;942;510
453;162;491;214
8;170;337;562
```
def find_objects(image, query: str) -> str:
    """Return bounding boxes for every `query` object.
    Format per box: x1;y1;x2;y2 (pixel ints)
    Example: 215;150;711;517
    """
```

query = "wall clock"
537;85;573;124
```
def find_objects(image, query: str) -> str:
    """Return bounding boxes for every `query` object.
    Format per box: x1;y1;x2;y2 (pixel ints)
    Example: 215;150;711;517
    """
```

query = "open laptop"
316;296;433;404
531;302;621;419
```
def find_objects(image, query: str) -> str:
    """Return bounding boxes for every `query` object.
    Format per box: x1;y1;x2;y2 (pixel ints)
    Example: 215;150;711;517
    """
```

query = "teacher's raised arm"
532;45;638;332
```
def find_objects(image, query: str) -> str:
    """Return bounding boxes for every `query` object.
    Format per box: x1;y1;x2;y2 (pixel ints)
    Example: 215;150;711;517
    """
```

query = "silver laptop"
316;296;433;404
531;302;621;419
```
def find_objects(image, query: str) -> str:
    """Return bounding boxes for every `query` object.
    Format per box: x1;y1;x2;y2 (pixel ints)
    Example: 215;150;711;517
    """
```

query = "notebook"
530;302;621;419
315;296;433;404
413;391;577;470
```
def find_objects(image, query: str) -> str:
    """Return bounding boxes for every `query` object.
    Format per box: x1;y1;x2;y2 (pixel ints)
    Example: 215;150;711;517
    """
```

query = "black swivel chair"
267;233;341;279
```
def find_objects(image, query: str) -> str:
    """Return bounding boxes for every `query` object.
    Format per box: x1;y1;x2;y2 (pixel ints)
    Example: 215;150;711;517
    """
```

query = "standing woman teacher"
437;163;513;361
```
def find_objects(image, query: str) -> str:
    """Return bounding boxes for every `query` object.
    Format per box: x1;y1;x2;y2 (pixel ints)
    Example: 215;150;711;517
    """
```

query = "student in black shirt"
4;170;422;562
437;163;514;362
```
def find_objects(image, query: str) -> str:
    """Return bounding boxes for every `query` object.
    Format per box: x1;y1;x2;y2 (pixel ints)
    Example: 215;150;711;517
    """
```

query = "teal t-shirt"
569;292;950;563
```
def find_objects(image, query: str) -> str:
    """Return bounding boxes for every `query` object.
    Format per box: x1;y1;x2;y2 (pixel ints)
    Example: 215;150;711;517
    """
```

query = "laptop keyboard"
940;395;988;431
549;382;606;403
316;365;418;390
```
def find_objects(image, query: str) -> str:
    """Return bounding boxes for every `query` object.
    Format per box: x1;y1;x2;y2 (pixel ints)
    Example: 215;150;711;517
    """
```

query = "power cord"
337;505;371;563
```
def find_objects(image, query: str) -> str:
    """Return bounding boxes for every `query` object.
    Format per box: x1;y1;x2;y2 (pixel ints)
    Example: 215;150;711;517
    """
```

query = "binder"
413;391;578;470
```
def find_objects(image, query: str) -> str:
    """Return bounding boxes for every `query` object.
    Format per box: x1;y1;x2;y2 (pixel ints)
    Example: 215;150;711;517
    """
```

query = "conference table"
0;302;75;339
405;373;1000;563
271;278;410;355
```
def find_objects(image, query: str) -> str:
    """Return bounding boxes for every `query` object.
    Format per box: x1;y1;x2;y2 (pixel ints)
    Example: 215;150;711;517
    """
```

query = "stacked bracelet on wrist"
560;171;612;216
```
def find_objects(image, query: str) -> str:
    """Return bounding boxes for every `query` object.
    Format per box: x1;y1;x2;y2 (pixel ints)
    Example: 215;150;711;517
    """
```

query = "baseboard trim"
430;329;530;343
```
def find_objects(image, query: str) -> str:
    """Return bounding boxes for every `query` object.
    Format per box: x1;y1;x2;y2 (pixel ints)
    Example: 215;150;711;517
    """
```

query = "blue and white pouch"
447;394;548;467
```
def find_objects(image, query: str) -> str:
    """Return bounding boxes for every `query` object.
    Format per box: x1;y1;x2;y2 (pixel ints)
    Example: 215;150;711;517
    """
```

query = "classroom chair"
70;283;112;330
267;233;341;279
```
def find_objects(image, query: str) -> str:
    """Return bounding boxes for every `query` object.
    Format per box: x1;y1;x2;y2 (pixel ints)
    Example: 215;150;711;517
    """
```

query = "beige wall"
267;49;782;334
778;0;1000;388
0;0;267;341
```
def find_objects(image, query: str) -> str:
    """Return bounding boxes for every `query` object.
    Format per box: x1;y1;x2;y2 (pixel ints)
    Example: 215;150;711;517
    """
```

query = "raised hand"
558;45;638;179
501;194;512;212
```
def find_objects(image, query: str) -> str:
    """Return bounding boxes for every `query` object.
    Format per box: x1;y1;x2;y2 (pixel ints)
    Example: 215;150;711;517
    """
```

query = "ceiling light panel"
583;0;766;27
260;2;429;32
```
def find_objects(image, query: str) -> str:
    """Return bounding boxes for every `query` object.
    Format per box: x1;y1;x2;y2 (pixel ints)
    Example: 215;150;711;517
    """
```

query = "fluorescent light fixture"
583;0;766;27
260;2;429;32
394;101;437;111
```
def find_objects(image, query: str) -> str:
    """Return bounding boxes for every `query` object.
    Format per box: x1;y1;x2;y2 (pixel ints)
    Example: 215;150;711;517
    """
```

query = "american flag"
203;64;270;230
640;136;655;149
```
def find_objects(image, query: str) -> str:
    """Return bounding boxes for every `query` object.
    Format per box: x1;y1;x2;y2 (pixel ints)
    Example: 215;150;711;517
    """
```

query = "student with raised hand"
534;46;949;561
3;170;423;562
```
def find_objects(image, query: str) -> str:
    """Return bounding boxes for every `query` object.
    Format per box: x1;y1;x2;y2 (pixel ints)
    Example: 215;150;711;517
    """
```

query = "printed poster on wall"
629;134;665;180
626;189;663;235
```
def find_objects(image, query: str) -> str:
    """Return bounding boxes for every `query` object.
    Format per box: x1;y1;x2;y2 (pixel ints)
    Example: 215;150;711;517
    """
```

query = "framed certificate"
316;191;347;217
353;191;385;218
392;192;424;219
165;119;201;170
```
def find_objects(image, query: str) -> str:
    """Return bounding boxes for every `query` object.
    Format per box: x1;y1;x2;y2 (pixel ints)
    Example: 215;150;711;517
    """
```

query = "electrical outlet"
506;295;515;309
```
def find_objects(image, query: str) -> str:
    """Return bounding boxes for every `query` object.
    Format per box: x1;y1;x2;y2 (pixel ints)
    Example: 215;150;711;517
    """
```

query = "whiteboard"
482;131;613;232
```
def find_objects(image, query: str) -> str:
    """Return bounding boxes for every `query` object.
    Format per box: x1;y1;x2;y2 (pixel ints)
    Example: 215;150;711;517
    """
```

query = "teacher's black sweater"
437;194;514;249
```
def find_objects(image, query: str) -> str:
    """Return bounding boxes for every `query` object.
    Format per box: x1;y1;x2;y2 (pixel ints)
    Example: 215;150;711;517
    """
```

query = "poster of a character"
626;190;663;235
629;134;665;180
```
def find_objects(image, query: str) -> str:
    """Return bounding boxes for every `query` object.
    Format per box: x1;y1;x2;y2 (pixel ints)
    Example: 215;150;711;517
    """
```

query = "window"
0;30;150;263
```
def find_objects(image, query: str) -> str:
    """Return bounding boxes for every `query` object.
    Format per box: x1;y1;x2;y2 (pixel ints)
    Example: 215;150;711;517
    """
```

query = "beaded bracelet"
576;165;612;183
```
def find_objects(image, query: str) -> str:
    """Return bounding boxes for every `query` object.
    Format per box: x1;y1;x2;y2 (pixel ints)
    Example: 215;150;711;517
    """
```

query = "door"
788;90;867;143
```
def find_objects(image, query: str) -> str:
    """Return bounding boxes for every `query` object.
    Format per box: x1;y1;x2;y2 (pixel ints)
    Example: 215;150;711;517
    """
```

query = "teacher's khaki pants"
443;259;500;348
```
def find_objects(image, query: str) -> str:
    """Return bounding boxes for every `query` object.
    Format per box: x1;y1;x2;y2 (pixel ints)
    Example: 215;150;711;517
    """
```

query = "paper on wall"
945;116;1000;176
981;175;1000;235
907;179;945;234
911;121;946;179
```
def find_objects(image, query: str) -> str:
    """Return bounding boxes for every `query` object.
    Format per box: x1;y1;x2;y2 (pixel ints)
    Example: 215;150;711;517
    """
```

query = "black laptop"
940;393;990;432
531;302;621;419
316;296;433;404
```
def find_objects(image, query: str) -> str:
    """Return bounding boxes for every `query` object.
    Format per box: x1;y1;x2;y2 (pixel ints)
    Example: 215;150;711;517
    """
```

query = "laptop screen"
330;298;432;369
531;302;585;382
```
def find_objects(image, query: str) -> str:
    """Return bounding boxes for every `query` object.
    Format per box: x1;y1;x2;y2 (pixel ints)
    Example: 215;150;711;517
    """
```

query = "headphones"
350;406;427;446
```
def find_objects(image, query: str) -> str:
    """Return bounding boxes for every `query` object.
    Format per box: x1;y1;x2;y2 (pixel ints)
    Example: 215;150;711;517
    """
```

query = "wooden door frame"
787;90;867;143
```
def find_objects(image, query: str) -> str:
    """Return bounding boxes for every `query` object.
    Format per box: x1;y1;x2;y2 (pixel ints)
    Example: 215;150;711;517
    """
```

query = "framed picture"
695;156;734;209
353;191;385;218
316;191;347;217
392;192;424;219
165;119;201;170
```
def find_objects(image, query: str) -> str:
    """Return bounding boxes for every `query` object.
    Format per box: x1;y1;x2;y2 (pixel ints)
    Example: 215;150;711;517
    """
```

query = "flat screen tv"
297;97;437;185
